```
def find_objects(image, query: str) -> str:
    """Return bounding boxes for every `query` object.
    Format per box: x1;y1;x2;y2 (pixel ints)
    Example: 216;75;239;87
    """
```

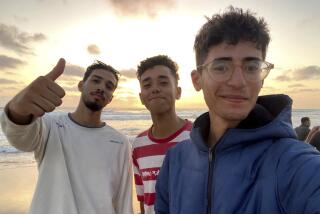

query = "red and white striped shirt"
132;120;192;214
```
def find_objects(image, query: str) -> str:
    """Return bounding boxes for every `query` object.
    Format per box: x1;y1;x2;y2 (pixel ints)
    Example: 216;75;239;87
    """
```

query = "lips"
220;95;248;103
148;96;165;101
90;92;105;100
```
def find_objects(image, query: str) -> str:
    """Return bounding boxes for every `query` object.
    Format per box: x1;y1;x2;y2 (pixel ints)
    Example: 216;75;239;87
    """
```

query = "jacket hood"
191;94;297;152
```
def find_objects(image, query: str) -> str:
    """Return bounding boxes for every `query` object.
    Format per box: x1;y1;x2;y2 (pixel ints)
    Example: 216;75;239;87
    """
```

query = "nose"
151;85;160;94
226;66;246;88
96;85;105;93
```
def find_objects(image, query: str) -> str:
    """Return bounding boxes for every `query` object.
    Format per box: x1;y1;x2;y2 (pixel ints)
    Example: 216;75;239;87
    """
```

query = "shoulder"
132;129;150;148
136;129;149;138
184;120;193;130
103;124;129;144
166;139;194;158
275;138;320;172
43;112;68;122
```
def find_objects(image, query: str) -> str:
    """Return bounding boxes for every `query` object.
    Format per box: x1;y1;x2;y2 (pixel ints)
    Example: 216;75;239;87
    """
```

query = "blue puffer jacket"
155;94;320;214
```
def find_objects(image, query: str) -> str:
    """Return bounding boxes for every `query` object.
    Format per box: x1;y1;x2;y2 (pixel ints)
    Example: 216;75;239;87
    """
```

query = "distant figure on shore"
1;59;133;214
294;117;311;141
306;126;320;151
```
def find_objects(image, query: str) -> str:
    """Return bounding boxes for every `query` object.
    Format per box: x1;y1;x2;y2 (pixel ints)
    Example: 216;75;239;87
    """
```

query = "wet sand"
0;166;140;214
0;166;37;214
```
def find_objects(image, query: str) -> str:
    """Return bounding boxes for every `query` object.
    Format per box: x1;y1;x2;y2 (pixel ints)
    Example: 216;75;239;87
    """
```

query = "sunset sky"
1;0;320;110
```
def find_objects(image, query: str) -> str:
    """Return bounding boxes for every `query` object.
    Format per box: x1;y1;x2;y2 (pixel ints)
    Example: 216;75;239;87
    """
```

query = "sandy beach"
0;165;140;214
0;166;37;214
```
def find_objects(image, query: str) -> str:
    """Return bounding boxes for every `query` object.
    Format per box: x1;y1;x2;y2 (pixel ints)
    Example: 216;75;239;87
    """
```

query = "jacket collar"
190;94;295;151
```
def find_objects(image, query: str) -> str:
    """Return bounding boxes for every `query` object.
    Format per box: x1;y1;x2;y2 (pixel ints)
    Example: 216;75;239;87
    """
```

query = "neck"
208;112;240;148
70;101;103;127
150;110;185;139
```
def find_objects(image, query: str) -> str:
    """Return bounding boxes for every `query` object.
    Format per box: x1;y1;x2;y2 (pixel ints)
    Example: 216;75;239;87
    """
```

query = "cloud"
63;85;79;92
288;84;305;88
274;66;320;82
63;64;85;78
286;88;320;94
292;66;320;80
120;68;136;79
0;23;46;55
0;55;26;69
274;74;291;82
0;78;20;84
87;44;101;55
108;0;175;17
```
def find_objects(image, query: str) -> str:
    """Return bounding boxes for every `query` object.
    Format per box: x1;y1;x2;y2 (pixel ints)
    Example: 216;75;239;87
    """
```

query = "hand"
7;58;66;124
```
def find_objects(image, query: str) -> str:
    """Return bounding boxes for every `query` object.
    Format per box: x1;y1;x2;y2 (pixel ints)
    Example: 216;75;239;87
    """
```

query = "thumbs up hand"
7;59;66;125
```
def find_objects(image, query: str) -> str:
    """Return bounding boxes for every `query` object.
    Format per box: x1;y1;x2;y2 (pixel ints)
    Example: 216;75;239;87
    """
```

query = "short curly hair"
84;60;120;86
137;55;179;82
194;6;270;67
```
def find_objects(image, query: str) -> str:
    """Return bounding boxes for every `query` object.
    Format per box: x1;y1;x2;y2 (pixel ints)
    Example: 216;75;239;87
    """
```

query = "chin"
223;110;251;122
84;101;104;112
147;105;170;115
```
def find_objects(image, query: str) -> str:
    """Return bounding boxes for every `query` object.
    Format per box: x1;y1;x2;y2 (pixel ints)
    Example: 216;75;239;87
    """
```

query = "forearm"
1;107;44;152
139;201;145;214
7;101;34;125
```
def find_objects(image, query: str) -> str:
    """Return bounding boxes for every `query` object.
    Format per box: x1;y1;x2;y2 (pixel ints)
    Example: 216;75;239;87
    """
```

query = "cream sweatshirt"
1;111;133;214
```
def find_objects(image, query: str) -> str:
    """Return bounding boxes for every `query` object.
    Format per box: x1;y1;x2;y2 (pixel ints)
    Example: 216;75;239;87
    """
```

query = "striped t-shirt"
132;120;192;214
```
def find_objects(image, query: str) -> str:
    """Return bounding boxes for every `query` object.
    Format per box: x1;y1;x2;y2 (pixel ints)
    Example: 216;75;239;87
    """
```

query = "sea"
0;108;320;169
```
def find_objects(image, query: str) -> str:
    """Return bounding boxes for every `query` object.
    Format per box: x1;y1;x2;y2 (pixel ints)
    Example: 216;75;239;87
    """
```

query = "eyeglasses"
197;59;274;82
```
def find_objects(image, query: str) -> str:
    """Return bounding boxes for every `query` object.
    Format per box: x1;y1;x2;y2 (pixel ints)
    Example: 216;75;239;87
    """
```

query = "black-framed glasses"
197;59;274;82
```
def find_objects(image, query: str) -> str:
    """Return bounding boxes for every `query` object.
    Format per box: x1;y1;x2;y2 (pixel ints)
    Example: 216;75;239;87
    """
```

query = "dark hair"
83;60;120;84
137;55;179;82
194;6;270;67
301;117;310;124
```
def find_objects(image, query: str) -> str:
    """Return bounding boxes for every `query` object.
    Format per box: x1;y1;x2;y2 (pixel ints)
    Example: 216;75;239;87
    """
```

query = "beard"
84;100;103;112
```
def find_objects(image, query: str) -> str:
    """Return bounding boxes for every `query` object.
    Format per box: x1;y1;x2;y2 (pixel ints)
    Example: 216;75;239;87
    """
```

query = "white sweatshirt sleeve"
115;138;134;214
0;106;49;163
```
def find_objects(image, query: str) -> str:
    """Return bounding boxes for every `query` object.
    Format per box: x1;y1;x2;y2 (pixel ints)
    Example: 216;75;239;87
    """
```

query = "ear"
176;86;182;100
191;70;202;91
139;93;145;105
78;80;84;92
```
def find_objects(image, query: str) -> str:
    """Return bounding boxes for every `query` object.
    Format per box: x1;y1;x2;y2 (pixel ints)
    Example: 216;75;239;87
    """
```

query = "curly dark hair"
83;60;120;85
137;55;179;82
194;6;270;67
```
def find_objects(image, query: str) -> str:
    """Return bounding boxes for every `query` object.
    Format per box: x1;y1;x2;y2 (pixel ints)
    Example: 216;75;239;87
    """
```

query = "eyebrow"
92;75;116;88
158;75;170;80
92;75;103;79
214;57;261;61
141;75;169;83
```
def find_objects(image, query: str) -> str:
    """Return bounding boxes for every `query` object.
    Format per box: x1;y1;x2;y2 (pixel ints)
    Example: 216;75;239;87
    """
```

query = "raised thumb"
45;58;66;81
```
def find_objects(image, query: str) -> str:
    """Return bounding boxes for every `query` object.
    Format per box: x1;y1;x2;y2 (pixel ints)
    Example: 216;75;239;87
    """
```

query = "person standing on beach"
132;55;192;214
155;7;320;213
0;59;133;214
294;116;311;140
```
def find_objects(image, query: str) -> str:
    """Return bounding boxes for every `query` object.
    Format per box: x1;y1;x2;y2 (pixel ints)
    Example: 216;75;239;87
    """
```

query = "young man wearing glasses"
1;59;133;214
155;7;320;213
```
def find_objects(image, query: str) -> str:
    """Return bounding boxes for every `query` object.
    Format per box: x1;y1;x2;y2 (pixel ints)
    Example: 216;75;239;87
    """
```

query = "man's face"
139;65;181;115
79;69;117;112
192;41;264;126
305;120;311;127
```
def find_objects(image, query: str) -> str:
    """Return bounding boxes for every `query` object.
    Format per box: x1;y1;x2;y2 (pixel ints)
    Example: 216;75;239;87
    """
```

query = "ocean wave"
0;145;21;154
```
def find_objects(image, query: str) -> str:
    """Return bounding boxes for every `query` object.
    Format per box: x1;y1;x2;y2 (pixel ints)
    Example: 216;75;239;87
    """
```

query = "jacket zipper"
207;148;214;214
